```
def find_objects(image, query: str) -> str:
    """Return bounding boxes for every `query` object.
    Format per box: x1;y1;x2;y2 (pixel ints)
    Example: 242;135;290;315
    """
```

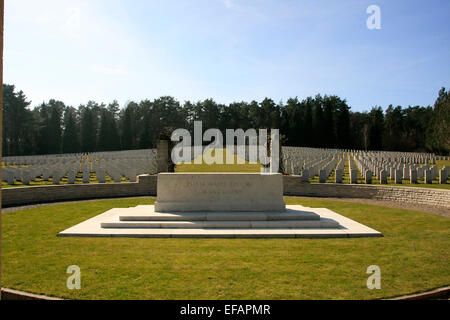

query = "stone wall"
284;176;450;208
2;174;449;208
1;175;157;207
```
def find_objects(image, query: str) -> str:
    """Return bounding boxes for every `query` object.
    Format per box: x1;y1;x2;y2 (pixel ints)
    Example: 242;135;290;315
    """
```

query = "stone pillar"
335;169;343;183
425;170;433;184
410;169;417;184
157;140;169;173
364;170;372;184
380;170;387;184
395;169;402;184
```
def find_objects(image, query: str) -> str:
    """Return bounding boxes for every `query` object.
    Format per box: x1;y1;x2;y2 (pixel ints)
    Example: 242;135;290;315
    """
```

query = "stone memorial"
155;173;286;212
59;172;382;239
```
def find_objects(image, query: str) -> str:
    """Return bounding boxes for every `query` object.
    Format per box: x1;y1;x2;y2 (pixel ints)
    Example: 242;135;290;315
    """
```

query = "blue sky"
4;0;450;111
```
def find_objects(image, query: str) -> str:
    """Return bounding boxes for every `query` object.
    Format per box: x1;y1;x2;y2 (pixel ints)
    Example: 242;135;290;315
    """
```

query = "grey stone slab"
155;173;285;212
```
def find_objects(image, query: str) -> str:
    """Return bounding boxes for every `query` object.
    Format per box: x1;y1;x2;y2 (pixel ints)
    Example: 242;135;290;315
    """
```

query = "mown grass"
2;197;449;300
175;148;262;173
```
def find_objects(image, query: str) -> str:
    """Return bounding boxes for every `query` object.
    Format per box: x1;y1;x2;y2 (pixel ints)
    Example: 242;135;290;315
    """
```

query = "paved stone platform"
58;205;382;239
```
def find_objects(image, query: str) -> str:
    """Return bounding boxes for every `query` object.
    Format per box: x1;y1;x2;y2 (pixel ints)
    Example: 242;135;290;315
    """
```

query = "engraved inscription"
164;177;256;200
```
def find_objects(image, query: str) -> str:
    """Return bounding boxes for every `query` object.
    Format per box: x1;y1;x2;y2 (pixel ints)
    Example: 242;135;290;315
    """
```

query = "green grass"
175;148;262;172
2;197;449;300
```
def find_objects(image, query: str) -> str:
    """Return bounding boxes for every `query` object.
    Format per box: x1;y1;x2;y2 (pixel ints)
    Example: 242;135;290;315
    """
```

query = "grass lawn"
175;148;262;173
2;197;449;300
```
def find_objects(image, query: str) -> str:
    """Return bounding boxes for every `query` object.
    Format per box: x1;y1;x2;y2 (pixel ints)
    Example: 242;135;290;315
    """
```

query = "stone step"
59;205;382;239
119;210;320;221
101;218;339;229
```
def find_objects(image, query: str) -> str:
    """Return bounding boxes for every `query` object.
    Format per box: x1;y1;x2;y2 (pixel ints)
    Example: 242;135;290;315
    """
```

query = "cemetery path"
2;196;449;217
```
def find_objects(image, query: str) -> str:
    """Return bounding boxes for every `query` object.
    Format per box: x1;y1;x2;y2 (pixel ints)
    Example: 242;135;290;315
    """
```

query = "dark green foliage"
79;102;98;153
2;84;449;156
2;85;35;156
62;109;79;153
368;106;384;150
427;88;450;154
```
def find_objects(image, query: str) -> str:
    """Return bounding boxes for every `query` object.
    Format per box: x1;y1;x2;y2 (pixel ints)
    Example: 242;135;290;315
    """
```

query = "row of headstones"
280;147;448;184
287;155;341;177
353;150;438;163
350;164;448;185
296;157;343;182
355;154;433;168
3;149;157;166
2;153;157;185
366;168;448;184
300;156;448;185
281;147;345;176
2;164;151;185
317;158;340;182
353;153;448;184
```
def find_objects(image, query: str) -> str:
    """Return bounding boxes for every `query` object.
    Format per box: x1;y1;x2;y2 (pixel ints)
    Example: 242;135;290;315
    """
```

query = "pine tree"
428;88;450;153
336;101;350;149
121;106;134;150
369;106;384;150
312;95;325;147
80;106;97;152
62;110;79;153
97;109;110;152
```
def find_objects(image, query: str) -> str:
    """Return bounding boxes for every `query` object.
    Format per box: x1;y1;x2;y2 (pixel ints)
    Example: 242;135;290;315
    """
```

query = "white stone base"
58;205;382;239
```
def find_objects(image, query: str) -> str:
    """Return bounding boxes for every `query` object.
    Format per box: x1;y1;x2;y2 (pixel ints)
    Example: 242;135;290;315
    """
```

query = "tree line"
2;84;449;157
